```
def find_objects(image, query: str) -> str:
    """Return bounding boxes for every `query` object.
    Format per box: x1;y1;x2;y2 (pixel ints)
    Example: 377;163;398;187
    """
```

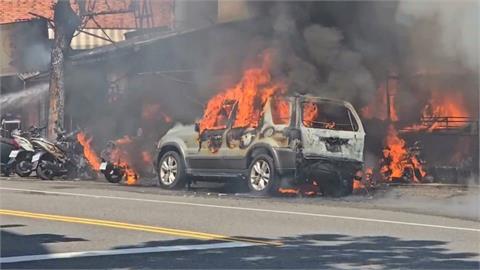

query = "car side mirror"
194;122;200;133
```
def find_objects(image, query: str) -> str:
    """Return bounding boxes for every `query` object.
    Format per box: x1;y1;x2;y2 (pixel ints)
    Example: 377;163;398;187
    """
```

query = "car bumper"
272;147;363;178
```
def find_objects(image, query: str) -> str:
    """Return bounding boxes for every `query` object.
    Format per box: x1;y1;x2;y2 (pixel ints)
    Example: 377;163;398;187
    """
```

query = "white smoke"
0;83;48;110
396;1;479;71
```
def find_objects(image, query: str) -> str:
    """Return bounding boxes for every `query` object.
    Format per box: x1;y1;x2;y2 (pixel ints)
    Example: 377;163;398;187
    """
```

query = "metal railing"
401;116;478;134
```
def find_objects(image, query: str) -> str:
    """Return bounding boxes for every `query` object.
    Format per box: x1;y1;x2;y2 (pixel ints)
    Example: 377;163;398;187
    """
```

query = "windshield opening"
211;100;236;130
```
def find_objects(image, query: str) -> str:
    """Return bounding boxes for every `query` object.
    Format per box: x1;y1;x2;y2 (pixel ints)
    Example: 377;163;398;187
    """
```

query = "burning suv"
155;95;365;196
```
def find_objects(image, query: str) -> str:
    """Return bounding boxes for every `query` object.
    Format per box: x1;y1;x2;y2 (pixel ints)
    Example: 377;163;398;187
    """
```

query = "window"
270;97;291;125
212;100;235;129
302;101;359;131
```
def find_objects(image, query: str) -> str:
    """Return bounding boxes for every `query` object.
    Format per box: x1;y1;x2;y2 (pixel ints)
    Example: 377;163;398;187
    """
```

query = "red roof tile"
0;0;172;29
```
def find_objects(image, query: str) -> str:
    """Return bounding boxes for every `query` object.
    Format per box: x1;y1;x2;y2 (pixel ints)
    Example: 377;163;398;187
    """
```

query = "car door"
221;97;294;171
188;101;236;171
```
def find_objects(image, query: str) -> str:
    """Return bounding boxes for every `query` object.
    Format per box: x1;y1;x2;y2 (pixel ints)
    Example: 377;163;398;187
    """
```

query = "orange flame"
199;50;285;133
278;181;319;197
403;90;470;132
76;132;101;171
424;91;468;118
384;125;407;178
381;125;427;182
421;91;469;130
352;170;363;191
302;102;318;127
353;179;364;191
271;97;290;124
278;188;299;195
110;137;138;185
325;122;336;129
124;165;138;185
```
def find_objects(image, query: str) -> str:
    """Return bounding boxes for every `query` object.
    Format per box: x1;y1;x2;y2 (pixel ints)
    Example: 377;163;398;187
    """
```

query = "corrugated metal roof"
69;28;193;64
69;18;259;65
49;28;131;50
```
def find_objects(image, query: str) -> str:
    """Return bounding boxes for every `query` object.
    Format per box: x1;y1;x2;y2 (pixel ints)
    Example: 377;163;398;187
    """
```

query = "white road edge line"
0;242;256;264
0;187;479;232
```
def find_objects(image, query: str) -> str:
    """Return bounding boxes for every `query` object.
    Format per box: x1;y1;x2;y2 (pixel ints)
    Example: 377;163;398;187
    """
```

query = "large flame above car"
199;50;286;133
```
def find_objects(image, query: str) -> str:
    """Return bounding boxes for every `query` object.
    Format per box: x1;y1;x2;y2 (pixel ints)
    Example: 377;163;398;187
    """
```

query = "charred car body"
155;95;365;196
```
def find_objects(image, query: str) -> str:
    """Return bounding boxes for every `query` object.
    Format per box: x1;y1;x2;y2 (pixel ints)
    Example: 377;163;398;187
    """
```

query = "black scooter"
0;137;17;176
32;127;96;180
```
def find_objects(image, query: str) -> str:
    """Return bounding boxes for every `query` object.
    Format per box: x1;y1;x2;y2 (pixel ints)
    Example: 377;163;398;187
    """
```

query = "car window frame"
300;100;360;132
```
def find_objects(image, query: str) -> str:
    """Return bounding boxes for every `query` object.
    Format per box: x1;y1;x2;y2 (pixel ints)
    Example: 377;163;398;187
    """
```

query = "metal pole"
386;74;391;122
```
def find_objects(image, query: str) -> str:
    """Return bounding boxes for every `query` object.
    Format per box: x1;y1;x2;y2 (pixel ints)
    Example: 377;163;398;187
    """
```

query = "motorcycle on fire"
99;141;125;183
31;127;96;180
379;141;427;183
8;126;45;177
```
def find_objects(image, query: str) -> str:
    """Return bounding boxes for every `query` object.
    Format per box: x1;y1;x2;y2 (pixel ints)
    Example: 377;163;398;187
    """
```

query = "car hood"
158;124;196;148
165;124;195;137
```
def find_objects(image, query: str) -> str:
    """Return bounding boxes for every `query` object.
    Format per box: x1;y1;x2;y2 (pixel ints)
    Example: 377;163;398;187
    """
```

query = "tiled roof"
0;0;55;24
0;0;172;29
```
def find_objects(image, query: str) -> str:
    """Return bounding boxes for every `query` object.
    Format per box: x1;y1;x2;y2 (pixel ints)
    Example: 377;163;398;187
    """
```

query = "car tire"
247;154;278;195
157;151;187;190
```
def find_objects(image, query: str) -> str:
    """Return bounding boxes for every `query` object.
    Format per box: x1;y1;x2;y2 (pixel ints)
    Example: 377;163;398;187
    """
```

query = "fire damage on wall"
5;2;478;194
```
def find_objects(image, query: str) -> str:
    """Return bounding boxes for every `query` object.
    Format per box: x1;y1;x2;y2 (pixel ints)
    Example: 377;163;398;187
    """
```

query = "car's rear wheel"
158;151;186;190
247;154;278;195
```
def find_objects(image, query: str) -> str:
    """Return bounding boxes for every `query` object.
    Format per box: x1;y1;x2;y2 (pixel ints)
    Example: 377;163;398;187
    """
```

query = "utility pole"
47;0;80;138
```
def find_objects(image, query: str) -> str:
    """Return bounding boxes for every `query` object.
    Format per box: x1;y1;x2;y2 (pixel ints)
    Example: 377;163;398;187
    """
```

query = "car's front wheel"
158;151;186;190
247;154;278;195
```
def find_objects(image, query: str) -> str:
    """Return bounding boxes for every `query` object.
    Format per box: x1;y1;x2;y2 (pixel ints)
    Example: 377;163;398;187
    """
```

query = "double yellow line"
0;209;281;246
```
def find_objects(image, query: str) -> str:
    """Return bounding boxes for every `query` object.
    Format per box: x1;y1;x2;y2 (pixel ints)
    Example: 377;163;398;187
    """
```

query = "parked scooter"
0;137;18;177
0;119;21;176
31;127;96;180
8;126;45;177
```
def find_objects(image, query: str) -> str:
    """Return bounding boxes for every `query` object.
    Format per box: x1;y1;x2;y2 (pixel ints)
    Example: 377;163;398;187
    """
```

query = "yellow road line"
0;209;281;246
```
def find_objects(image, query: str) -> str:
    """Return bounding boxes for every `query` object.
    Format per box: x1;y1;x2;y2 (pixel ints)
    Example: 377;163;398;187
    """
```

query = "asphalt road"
0;177;479;269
